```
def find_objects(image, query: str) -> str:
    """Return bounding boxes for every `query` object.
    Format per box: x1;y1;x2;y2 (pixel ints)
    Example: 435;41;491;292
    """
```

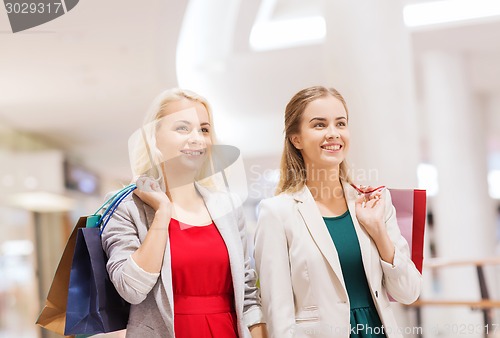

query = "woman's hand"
355;187;385;238
131;176;173;273
355;187;395;264
134;176;171;213
249;323;268;338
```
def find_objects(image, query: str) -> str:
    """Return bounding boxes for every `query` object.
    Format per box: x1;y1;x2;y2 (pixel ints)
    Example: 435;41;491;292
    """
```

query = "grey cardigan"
101;183;264;337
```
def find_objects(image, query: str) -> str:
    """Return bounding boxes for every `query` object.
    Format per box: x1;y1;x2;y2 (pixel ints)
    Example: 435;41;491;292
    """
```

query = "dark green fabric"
324;211;386;338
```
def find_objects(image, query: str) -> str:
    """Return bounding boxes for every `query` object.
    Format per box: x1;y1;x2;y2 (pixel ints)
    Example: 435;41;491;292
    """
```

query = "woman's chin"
160;154;206;177
179;155;207;171
310;156;344;168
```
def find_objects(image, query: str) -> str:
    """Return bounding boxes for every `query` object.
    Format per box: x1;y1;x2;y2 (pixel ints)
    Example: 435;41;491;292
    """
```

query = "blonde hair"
276;86;352;195
129;88;217;194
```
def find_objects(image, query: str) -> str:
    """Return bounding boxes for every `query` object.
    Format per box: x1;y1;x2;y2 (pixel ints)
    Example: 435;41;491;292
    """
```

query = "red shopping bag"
389;189;426;274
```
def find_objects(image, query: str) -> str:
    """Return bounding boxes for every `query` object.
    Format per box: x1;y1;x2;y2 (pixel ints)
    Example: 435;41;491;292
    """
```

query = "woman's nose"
188;130;205;144
326;126;340;139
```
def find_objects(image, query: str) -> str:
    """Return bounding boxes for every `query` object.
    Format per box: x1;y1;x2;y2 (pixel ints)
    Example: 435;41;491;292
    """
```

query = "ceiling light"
1;240;34;256
488;170;500;199
250;16;326;52
417;163;438;196
404;0;500;28
7;191;76;212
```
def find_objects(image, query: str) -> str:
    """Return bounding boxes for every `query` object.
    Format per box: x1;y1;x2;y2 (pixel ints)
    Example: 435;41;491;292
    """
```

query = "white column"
323;1;421;336
34;212;71;338
323;0;419;188
422;51;497;337
486;95;500;325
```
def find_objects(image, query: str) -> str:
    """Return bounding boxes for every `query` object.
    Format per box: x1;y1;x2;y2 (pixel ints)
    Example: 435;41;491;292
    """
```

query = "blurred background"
1;0;500;337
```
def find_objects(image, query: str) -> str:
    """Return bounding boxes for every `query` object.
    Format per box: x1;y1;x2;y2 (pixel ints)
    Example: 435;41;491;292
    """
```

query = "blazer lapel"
294;187;347;293
343;182;374;287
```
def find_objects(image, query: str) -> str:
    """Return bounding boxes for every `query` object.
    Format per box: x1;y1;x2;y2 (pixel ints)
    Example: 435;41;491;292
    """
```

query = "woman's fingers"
356;189;384;208
355;194;365;206
366;197;380;208
136;175;162;192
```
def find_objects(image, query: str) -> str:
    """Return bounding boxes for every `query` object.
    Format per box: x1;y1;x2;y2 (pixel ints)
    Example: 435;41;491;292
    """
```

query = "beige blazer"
101;183;263;338
254;182;422;338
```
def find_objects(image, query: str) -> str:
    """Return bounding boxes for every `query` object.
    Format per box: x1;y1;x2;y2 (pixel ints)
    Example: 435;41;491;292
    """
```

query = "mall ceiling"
0;0;499;183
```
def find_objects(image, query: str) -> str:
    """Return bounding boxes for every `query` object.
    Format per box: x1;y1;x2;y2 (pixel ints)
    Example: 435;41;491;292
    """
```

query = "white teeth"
322;145;341;151
183;150;203;155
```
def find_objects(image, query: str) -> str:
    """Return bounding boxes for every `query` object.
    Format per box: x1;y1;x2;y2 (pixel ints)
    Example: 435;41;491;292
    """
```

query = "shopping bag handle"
350;183;386;195
99;186;136;235
86;184;137;229
93;184;136;216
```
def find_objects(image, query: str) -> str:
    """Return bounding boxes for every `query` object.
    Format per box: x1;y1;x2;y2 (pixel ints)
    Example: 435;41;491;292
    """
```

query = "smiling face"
290;95;349;170
155;98;212;172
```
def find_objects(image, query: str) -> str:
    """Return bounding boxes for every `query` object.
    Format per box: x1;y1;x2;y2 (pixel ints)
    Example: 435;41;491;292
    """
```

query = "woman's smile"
320;142;343;153
180;148;207;157
291;95;350;168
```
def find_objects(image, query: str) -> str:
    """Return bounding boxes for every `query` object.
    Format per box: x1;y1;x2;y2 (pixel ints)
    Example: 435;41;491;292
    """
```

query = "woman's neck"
169;182;212;225
170;184;200;206
162;165;199;206
305;164;344;201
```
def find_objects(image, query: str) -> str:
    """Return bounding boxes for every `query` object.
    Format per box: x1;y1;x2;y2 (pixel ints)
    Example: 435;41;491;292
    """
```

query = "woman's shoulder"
103;188;140;205
195;182;244;205
100;189;154;235
102;188;149;217
259;191;297;210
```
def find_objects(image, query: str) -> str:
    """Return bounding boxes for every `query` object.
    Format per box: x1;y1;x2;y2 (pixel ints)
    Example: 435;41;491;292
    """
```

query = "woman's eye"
314;123;325;128
337;122;346;127
201;127;210;134
176;125;189;132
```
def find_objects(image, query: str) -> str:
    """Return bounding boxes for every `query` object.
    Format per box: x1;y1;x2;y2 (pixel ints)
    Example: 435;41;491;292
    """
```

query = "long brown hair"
276;86;352;195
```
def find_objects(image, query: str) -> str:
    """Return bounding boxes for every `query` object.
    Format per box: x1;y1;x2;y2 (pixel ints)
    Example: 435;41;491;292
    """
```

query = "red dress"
169;218;238;338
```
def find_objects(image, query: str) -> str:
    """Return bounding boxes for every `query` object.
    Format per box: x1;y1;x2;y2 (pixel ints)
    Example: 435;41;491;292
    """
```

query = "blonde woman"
254;86;421;338
102;89;266;338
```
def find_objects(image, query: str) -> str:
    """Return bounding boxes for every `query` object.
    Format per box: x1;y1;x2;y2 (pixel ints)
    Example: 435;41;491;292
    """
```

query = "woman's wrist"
150;207;171;230
373;231;395;264
155;203;171;214
249;323;267;338
360;219;385;240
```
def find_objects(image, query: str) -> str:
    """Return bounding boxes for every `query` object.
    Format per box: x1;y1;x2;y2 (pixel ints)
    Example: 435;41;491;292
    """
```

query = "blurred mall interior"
1;0;500;337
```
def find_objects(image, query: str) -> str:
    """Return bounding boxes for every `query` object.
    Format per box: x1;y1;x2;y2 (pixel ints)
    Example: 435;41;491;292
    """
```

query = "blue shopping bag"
64;185;135;335
36;184;136;336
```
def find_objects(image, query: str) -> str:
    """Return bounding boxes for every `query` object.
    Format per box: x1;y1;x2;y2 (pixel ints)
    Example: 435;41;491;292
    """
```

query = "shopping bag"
36;184;135;335
64;227;130;335
35;216;88;335
389;189;426;274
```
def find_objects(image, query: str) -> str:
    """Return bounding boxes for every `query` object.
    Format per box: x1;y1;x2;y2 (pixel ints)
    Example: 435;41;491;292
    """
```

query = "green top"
324;210;386;338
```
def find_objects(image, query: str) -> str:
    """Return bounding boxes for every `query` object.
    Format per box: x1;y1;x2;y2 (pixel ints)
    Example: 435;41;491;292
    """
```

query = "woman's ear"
290;134;303;150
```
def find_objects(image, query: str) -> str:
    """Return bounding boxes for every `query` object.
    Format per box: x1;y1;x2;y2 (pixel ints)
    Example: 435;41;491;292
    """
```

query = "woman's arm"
101;196;161;304
379;189;422;303
130;178;172;273
232;195;266;332
101;178;172;304
355;188;422;304
254;199;296;338
249;323;267;338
